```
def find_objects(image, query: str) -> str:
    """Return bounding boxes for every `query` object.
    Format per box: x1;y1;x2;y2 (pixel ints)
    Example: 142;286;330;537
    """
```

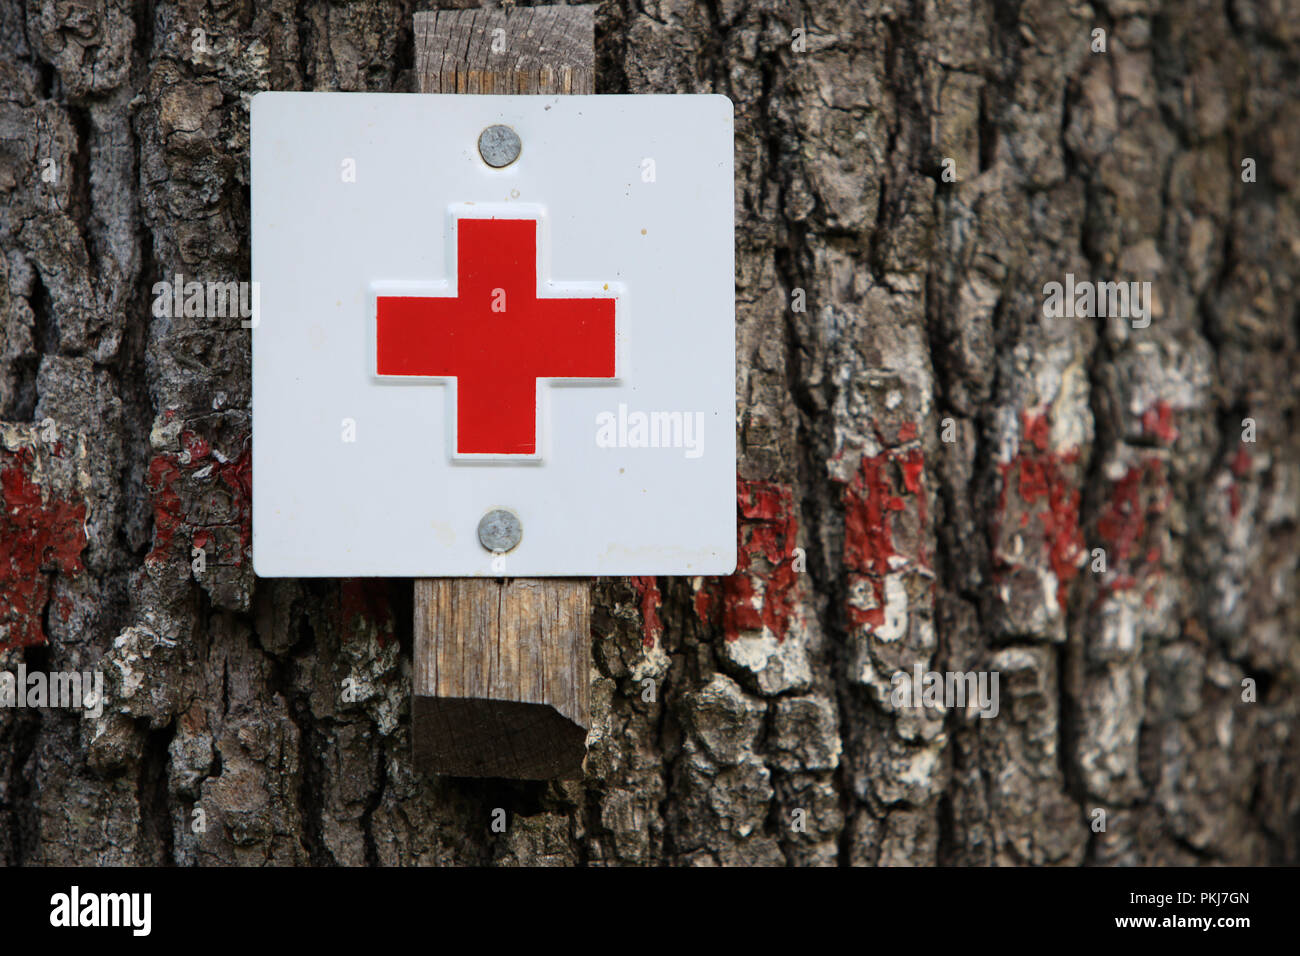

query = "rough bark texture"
1;0;1297;865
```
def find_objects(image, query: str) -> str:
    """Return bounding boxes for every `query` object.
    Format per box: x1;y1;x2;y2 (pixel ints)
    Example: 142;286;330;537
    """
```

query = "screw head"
478;125;521;168
477;508;522;553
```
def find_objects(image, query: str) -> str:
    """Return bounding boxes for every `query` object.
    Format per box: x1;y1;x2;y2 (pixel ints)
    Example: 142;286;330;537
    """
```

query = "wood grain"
413;579;590;778
411;5;597;779
414;6;595;95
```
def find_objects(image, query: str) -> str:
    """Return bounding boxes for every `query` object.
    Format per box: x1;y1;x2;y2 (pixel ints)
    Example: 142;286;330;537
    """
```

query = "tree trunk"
1;0;1296;866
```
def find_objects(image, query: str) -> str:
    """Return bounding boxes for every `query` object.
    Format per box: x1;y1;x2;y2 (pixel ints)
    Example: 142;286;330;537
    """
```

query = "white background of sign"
251;93;735;576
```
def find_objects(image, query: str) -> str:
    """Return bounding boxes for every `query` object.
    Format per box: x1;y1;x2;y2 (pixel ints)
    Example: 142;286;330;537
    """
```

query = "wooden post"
411;5;596;780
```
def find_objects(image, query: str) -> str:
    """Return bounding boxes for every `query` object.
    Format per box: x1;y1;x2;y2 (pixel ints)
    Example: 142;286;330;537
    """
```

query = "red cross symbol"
376;217;617;456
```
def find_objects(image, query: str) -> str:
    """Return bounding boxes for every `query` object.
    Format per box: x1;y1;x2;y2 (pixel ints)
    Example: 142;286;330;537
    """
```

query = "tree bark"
0;0;1297;866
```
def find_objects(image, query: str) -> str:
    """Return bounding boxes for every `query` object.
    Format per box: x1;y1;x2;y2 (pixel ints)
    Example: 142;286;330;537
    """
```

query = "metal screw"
478;125;521;168
477;508;522;553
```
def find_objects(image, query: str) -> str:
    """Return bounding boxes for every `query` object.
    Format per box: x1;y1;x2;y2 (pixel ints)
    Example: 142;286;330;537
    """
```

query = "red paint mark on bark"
0;451;87;649
145;455;184;561
340;579;393;646
693;587;712;624
1094;458;1168;598
693;480;800;642
1096;468;1146;567
896;421;918;443
842;438;927;628
993;412;1084;610
899;448;926;530
1141;401;1178;443
692;589;711;625
181;430;211;462
1230;446;1251;477
846;588;886;628
1226;446;1252;519
844;453;905;578
1024;412;1051;452
219;448;253;559
726;481;799;641
1037;486;1084;608
146;436;252;567
630;576;664;647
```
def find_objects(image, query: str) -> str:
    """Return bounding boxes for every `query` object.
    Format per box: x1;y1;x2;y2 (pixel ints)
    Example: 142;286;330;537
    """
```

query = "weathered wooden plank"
413;579;590;778
414;6;595;95
411;5;596;779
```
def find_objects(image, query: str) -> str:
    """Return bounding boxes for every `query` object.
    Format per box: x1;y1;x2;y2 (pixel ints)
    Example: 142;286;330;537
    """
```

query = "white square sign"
251;92;736;577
